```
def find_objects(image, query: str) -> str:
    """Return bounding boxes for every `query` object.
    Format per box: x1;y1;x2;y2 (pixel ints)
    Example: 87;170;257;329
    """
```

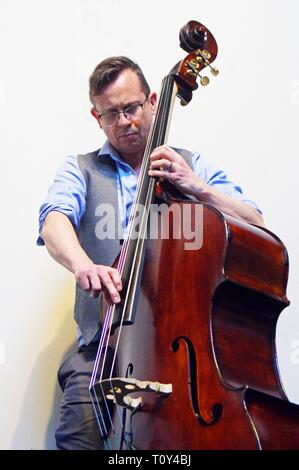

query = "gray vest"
75;147;193;345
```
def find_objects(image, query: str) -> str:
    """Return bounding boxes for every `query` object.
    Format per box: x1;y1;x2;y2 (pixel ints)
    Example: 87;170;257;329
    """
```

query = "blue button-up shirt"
37;140;261;246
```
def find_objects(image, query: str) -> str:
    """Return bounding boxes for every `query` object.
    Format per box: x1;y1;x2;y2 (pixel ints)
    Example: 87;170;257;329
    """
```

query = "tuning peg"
202;60;219;77
200;76;210;86
195;49;220;78
187;62;210;86
210;67;219;76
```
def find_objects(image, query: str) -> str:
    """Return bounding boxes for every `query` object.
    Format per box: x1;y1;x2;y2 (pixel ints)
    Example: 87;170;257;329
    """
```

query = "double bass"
89;20;299;449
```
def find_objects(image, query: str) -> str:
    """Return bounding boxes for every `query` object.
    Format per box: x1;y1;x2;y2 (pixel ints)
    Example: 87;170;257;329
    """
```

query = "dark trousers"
55;342;114;450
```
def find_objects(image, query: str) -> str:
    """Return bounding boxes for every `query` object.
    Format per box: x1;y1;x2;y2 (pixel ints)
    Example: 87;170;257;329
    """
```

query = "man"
38;56;264;450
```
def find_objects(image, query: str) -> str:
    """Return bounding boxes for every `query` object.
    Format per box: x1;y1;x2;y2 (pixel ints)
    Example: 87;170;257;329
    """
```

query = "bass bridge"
92;377;172;410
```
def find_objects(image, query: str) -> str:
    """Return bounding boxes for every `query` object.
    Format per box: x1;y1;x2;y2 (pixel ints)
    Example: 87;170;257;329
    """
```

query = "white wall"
0;0;298;449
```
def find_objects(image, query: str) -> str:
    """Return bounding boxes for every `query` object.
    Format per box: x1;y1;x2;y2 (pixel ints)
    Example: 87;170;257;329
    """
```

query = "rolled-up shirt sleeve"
192;152;262;214
37;155;86;246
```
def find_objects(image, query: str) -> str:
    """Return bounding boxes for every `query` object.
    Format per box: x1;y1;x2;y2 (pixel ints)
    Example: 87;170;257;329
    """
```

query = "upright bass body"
107;201;299;449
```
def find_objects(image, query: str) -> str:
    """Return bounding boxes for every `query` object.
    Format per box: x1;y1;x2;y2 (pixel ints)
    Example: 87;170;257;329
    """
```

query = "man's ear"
149;92;157;114
91;107;102;128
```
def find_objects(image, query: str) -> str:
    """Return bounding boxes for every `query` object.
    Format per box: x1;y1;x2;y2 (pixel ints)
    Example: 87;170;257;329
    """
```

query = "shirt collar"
97;140;125;166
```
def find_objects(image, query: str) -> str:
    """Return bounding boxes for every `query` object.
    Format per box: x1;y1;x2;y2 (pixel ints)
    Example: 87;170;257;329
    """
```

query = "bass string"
89;74;177;448
89;75;176;447
88;79;174;448
88;104;161;384
89;305;117;448
105;74;176;375
92;76;172;373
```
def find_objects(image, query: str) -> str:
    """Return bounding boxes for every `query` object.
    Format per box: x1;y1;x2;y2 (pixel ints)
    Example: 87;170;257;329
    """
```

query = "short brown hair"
89;56;151;104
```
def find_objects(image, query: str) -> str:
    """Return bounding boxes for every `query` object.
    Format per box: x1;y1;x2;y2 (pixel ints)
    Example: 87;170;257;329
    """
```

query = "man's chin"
118;136;145;153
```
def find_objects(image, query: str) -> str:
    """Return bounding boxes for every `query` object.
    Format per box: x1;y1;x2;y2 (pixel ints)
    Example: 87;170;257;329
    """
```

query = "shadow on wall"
10;283;77;450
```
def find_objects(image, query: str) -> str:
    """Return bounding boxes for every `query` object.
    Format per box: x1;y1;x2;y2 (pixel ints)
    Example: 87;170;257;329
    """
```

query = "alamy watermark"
95;202;203;251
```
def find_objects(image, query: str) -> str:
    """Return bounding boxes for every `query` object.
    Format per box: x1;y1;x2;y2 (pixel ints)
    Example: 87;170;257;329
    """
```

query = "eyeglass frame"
95;96;149;127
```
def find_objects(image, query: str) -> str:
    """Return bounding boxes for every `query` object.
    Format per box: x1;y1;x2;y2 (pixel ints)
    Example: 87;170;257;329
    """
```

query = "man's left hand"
149;145;206;198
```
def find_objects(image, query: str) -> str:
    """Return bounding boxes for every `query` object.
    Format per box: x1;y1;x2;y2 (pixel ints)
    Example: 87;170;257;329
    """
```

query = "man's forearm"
41;211;122;301
41;211;92;274
197;184;265;226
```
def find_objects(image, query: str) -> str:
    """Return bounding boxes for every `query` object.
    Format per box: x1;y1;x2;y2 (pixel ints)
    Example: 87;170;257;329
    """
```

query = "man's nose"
116;112;131;126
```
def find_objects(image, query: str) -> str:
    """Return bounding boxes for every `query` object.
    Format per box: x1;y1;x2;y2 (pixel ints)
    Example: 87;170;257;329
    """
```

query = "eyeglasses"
97;98;148;127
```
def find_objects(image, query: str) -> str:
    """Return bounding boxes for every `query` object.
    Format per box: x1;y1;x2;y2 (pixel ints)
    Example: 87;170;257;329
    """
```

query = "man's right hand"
75;263;122;303
41;212;123;303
